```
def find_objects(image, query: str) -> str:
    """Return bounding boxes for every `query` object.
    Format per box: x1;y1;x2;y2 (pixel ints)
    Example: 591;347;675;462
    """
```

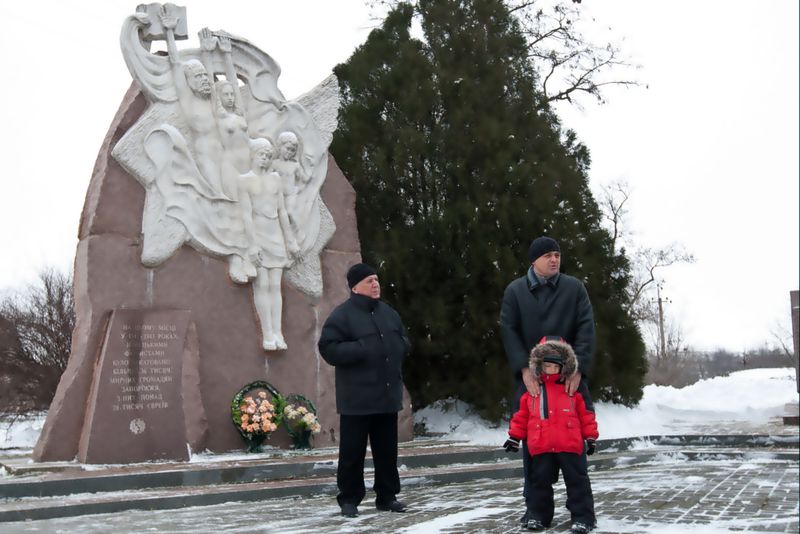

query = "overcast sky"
0;1;797;352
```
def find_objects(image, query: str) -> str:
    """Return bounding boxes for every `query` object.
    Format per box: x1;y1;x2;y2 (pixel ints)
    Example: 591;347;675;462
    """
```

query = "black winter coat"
500;271;595;386
318;293;410;415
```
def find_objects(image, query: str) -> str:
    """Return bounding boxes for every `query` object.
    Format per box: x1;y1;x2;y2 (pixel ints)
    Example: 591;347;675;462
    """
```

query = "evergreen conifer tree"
331;0;645;419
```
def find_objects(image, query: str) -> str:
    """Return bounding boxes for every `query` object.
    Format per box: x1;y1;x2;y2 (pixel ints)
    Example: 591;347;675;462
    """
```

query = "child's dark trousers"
525;451;595;527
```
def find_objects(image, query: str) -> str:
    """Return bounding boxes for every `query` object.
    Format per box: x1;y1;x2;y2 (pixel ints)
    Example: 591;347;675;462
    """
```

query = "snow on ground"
0;412;45;450
1;368;797;452
412;367;798;444
3;452;795;533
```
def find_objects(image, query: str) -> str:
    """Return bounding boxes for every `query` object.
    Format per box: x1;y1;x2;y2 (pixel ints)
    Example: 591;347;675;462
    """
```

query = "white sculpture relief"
273;131;311;242
112;3;339;351
239;139;298;350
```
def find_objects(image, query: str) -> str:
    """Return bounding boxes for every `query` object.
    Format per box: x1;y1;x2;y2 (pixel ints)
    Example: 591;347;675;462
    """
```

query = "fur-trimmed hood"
529;339;578;380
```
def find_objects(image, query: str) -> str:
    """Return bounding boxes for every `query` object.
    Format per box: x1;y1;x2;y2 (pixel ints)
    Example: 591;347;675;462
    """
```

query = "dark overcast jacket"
500;269;595;387
318;293;410;415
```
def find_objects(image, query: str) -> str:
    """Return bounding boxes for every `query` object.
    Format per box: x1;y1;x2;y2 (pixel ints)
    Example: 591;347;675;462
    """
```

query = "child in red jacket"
504;337;598;533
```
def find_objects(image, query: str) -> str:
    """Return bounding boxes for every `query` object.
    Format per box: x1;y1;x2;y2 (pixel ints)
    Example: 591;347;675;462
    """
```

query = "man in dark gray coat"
318;263;410;518
500;236;596;528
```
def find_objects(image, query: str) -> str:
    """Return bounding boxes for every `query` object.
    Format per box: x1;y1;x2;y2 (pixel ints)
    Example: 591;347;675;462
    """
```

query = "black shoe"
526;518;546;531
340;503;358;517
376;500;407;512
519;509;531;524
570;522;594;533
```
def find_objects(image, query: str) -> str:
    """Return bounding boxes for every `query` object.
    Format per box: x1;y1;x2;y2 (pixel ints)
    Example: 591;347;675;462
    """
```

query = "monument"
33;4;412;463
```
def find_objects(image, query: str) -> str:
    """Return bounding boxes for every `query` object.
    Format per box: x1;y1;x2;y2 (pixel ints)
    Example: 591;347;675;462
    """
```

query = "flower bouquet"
231;381;281;452
281;393;321;450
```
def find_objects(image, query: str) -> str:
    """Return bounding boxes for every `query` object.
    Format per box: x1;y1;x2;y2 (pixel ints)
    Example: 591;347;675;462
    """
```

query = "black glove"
503;437;520;453
585;439;596;456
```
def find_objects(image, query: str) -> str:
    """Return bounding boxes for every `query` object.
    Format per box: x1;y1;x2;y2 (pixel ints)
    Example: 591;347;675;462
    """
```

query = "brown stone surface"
79;82;147;240
33;85;413;464
320;157;360;254
77;309;198;464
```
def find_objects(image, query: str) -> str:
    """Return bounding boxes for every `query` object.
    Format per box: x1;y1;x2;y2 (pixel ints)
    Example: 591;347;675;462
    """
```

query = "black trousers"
526;451;595;526
336;413;401;507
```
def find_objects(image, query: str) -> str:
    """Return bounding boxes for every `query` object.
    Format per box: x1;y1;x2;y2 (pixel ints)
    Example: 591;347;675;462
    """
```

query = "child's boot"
526;518;546;531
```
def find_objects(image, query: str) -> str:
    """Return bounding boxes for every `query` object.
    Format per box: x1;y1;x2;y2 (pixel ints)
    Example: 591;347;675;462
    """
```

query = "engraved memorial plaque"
78;309;196;463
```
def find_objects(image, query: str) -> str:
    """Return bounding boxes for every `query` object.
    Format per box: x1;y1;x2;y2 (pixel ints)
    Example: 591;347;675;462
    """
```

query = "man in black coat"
500;236;596;528
318;263;410;518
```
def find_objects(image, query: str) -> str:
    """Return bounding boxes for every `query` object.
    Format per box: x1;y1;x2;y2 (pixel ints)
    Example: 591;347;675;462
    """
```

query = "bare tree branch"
627;245;695;323
0;268;74;412
595;181;695;326
598;180;630;250
508;0;641;108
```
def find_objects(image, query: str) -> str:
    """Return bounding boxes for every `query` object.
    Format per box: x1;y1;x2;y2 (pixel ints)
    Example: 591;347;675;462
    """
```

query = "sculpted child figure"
272;131;310;240
238;139;300;350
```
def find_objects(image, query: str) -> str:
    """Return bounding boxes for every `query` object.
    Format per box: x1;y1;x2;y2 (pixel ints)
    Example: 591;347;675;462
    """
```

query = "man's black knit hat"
346;263;377;289
528;236;560;262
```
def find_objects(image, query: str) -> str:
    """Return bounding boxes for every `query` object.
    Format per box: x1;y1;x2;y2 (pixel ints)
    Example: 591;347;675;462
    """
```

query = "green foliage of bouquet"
231;381;281;451
231;383;322;451
281;394;321;449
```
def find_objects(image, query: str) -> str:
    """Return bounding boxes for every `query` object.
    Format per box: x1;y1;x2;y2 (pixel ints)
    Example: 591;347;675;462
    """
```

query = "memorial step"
0;457;523;522
1;435;796;523
0;442;507;499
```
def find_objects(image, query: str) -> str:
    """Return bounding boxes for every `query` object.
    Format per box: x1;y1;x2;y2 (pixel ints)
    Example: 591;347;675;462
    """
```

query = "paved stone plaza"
4;450;797;533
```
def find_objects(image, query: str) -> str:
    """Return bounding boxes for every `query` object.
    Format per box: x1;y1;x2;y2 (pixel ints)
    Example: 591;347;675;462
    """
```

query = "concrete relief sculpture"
239;139;299;350
113;3;338;351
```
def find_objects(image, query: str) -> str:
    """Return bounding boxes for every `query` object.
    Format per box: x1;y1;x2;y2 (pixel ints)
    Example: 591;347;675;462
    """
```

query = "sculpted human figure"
189;27;260;283
212;76;258;283
201;30;252;201
161;6;225;195
272;131;310;240
214;79;250;193
238;139;300;350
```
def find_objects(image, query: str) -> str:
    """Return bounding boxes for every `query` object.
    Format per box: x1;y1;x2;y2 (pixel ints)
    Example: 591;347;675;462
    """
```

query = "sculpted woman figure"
239;139;299;350
204;31;252;201
197;28;259;282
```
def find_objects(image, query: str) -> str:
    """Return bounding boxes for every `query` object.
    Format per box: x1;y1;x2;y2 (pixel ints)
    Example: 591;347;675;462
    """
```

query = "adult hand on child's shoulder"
522;367;540;397
566;372;582;396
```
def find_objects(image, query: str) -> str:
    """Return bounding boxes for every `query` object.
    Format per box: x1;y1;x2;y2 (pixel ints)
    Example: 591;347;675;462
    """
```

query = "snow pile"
0;411;45;450
600;367;797;439
0;369;796;451
416;368;798;445
414;398;504;443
